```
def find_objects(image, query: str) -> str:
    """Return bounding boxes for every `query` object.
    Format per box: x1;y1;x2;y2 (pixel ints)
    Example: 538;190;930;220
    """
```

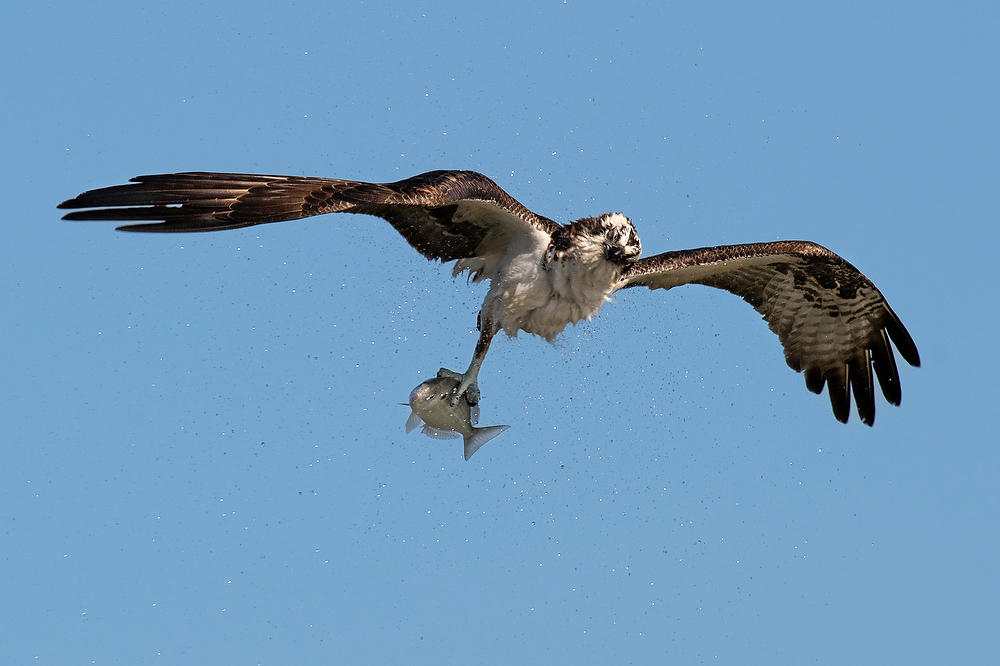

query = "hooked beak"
603;244;636;264
603;243;623;262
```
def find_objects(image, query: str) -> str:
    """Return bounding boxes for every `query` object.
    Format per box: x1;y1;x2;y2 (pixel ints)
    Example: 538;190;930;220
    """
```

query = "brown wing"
617;240;920;425
58;170;559;262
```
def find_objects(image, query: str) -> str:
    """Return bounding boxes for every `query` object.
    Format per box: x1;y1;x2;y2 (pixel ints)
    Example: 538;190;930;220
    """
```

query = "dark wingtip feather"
826;365;851;424
884;307;920;368
113;218;254;233
115;223;189;233
849;351;876;426
61;206;182;222
804;366;825;394
871;329;902;406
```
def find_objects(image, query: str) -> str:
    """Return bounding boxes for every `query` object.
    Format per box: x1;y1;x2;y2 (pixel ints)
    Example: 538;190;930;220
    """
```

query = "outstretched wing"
616;241;919;425
58;170;559;262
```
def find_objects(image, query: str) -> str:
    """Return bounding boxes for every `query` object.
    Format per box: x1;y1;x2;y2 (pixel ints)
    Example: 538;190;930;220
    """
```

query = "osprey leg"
438;316;499;406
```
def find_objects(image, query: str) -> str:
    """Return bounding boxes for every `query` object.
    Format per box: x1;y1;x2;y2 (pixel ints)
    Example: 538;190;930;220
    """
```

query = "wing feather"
804;366;825;394
59;170;558;262
617;240;919;425
826;363;852;424
871;329;902;405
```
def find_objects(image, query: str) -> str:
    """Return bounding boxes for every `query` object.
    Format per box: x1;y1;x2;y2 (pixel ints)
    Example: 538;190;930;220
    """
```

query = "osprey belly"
485;250;620;340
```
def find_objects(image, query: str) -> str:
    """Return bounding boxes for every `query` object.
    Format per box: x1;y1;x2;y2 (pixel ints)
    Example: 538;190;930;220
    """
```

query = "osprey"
59;169;920;425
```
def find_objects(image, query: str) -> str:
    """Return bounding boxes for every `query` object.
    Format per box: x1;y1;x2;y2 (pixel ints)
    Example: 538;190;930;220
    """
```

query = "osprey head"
594;212;642;264
545;212;642;267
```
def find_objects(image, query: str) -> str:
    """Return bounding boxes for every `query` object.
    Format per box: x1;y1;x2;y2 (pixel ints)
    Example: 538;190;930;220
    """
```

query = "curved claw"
437;368;480;406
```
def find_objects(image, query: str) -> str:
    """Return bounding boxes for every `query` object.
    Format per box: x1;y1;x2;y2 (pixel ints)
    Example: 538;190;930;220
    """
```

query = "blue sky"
3;1;997;663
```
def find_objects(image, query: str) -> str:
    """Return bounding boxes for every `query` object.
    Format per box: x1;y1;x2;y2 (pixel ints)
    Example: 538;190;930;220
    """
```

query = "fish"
405;376;509;460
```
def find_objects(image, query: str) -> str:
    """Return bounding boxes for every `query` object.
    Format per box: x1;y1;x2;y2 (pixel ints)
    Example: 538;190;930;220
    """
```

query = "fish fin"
405;410;423;433
422;425;462;440
464;425;510;460
469;404;480;425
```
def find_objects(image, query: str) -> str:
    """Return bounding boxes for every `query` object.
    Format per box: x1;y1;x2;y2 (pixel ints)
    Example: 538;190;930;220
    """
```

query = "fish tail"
464;425;510;460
